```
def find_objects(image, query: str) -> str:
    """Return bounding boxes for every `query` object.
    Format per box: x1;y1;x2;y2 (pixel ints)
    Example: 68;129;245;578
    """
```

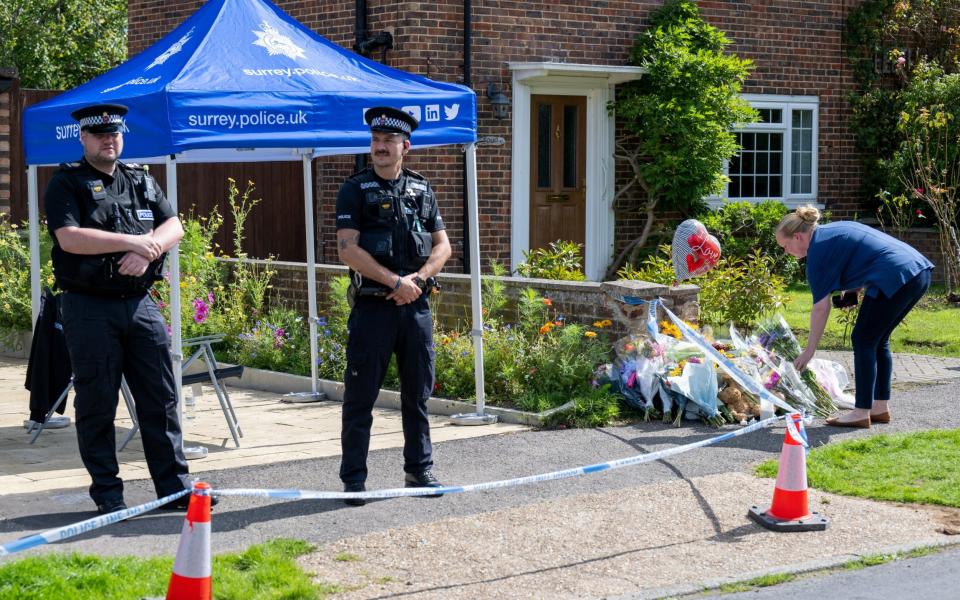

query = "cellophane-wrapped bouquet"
754;314;837;417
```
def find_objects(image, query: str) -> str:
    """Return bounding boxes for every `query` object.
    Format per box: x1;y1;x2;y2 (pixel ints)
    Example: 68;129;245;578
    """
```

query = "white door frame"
509;63;643;281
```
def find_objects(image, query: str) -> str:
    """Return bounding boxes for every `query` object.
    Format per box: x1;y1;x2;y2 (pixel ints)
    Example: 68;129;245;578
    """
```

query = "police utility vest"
51;161;166;295
349;167;434;290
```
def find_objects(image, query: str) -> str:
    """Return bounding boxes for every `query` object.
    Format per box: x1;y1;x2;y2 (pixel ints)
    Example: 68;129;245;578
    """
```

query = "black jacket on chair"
25;289;72;422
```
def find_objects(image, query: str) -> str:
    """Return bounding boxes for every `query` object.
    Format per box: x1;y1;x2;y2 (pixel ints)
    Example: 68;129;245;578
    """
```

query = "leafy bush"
228;307;311;375
0;216;54;333
618;245;787;328
543;385;622;429
433;286;617;425
153;179;278;350
515;240;586;281
698;200;802;282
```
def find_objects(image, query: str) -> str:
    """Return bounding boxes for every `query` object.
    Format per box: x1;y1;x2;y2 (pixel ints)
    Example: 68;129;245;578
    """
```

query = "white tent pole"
302;153;319;395
28;166;41;325
166;156;206;459
451;142;496;425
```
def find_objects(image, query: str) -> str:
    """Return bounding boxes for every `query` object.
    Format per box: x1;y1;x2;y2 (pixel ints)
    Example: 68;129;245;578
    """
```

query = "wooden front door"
529;95;586;252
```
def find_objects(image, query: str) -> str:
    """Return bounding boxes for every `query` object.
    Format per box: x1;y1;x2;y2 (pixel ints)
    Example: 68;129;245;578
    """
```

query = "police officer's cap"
71;103;128;134
365;106;418;136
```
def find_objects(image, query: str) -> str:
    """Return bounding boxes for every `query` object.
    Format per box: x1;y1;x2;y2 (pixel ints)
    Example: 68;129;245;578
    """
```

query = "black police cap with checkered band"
70;103;128;134
364;106;418;135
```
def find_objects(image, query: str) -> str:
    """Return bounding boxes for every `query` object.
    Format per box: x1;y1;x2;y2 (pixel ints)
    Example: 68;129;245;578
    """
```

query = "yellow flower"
600;319;612;327
584;331;597;338
2;303;8;310
179;282;187;289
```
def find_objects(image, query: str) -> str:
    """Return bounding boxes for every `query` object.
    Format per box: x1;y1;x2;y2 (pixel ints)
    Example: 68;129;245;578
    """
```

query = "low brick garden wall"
222;258;699;337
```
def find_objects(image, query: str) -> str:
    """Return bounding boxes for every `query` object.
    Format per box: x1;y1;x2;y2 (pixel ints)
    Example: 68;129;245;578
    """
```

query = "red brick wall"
126;0;866;273
0;87;10;215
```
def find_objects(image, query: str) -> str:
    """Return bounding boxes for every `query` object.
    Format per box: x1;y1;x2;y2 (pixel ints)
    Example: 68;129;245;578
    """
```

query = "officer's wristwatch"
413;274;426;290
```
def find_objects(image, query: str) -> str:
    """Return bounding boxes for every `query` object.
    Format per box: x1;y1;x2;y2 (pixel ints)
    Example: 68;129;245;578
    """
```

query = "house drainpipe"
354;0;368;174
462;0;472;274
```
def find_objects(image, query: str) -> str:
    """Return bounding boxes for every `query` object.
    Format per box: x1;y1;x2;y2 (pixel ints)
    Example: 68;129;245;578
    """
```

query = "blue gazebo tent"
23;0;493;433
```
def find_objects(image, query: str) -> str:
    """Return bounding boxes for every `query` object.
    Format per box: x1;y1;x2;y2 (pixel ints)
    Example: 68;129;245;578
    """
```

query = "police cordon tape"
1;297;811;557
0;414;790;557
0;488;190;558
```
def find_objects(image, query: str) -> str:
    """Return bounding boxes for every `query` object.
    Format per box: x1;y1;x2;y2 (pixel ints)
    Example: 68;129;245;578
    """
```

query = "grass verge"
780;284;960;359
0;538;339;600
756;429;960;507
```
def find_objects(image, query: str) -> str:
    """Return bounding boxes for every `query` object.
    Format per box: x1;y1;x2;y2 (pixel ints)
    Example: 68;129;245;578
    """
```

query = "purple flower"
764;372;781;390
193;298;209;324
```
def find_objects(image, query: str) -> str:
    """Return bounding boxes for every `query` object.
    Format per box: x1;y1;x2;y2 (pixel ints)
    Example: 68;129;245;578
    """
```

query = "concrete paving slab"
0;357;528;497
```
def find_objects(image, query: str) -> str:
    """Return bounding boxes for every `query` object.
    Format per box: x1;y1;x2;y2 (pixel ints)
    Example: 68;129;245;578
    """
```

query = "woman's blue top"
806;221;934;304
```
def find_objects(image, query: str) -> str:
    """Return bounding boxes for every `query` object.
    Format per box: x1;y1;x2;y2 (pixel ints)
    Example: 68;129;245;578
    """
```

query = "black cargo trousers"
60;291;189;505
339;293;435;484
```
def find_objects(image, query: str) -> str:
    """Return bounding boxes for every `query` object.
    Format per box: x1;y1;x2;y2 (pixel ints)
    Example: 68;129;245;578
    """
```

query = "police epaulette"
347;165;373;180
58;162;83;171
120;162;149;172
402;168;427;181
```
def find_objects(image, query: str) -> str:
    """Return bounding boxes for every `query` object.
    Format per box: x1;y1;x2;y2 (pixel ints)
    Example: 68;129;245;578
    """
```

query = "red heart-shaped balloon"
672;220;721;282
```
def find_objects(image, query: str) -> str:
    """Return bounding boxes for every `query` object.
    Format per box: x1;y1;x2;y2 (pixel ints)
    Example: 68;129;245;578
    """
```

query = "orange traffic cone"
166;482;213;600
748;413;828;532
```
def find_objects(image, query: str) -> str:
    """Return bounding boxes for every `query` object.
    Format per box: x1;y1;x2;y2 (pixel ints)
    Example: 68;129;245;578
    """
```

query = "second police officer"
335;106;451;506
44;104;197;514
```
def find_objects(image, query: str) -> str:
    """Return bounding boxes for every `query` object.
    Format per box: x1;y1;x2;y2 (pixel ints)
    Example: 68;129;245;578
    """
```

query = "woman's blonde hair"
776;204;820;236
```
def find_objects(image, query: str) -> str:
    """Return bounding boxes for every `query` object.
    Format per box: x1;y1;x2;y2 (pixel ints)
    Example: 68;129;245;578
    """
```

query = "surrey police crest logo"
252;21;306;60
146;28;194;71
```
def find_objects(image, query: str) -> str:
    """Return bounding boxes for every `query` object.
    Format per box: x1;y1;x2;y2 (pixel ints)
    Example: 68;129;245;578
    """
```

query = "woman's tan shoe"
870;412;891;423
825;416;871;429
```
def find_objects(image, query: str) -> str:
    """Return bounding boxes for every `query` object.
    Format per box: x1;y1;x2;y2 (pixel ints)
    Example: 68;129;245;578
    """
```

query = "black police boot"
159;493;219;511
343;481;366;506
96;499;128;515
404;470;443;498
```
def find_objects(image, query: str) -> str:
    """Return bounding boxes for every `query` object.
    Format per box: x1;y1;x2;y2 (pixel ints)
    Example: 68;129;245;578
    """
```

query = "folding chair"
27;376;139;448
181;334;244;447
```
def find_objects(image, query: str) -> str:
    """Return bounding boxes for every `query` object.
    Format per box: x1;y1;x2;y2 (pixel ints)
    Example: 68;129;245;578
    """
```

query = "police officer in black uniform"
335;106;452;505
44;104;193;515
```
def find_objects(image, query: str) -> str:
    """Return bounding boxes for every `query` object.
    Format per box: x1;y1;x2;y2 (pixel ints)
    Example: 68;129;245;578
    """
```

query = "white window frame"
708;94;820;209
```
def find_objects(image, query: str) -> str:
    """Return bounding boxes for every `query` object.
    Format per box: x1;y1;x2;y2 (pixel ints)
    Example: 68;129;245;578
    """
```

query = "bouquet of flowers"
754;314;837;417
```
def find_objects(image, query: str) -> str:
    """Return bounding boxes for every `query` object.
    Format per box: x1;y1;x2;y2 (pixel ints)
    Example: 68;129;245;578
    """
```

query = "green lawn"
756;429;960;507
0;538;338;600
781;284;960;358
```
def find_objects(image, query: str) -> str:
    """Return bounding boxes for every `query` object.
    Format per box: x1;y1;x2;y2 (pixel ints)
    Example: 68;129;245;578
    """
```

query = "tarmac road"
1;378;958;566
697;545;960;600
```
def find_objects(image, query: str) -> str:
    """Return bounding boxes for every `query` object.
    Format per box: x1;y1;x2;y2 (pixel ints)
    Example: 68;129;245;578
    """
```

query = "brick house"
122;1;865;280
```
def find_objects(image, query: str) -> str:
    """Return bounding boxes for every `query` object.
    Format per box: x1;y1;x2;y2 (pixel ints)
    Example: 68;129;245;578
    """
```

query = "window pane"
756;176;769;197
729;132;784;198
770;175;782;197
537;105;551;188
790;109;813;195
729;176;741;197
758;108;782;123
562;105;577;188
